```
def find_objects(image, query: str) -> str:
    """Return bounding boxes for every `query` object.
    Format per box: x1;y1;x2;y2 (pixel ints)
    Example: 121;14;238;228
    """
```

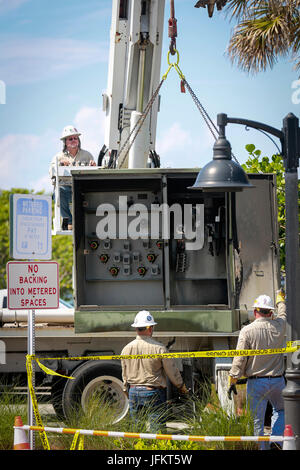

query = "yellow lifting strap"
162;49;185;82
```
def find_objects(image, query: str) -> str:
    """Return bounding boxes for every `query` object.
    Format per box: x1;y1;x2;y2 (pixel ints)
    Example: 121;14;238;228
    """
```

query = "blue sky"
0;0;299;193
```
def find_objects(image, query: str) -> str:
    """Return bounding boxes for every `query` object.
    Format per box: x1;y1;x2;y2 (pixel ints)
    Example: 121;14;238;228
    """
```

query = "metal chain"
117;51;240;168
183;78;219;140
118;78;165;169
183;78;240;164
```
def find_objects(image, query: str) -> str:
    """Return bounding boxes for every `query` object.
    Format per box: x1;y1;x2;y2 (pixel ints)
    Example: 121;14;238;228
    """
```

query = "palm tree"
195;0;300;73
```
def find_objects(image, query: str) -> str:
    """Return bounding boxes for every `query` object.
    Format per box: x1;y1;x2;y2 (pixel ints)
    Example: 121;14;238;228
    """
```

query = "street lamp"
188;113;253;192
190;112;300;448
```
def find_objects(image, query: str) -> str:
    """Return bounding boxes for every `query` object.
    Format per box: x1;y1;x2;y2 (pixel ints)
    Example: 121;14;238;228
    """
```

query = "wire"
245;126;282;155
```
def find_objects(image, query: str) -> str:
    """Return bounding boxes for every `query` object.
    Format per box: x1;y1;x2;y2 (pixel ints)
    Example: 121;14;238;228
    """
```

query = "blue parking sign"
10;194;52;260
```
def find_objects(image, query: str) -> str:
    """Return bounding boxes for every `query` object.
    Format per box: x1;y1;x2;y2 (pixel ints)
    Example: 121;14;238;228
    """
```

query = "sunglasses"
256;308;271;314
67;136;78;141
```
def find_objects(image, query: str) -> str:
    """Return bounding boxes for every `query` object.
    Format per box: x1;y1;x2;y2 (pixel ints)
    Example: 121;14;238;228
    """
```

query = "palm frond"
227;1;300;72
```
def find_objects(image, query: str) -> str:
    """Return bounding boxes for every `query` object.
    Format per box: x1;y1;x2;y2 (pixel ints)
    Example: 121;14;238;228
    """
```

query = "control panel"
73;170;229;309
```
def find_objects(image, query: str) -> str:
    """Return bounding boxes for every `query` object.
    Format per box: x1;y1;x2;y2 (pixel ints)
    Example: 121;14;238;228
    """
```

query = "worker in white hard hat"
121;310;188;432
228;291;286;450
49;126;95;230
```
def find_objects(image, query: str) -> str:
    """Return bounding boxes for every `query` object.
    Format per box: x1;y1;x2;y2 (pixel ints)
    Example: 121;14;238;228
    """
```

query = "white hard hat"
60;125;81;140
131;310;157;328
252;295;275;310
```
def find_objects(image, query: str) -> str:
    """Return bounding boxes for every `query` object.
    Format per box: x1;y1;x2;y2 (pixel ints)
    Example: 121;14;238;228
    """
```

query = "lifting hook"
168;0;177;55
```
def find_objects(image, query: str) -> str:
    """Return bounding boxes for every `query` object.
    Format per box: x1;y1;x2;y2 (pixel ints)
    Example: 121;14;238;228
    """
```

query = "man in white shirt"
49;125;95;230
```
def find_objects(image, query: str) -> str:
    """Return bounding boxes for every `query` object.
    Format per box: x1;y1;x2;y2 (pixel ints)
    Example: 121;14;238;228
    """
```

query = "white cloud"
157;121;215;168
29;174;53;193
0;130;58;192
157;122;192;155
0;106;105;192
0;111;219;192
0;107;217;193
74;106;105;160
0;37;108;85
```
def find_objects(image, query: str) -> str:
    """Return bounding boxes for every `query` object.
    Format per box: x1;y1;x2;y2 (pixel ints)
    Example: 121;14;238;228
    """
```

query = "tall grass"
0;387;28;450
134;381;258;451
0;382;258;450
185;383;257;450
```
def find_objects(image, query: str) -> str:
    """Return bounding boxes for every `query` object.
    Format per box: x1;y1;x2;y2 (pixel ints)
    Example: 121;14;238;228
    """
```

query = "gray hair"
62;137;81;153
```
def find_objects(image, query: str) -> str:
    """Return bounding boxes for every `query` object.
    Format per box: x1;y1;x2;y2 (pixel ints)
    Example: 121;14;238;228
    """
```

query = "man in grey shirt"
121;310;188;431
229;291;286;449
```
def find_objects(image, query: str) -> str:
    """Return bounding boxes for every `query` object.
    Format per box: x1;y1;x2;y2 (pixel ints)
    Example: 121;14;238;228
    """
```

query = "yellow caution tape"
70;430;84;450
25;339;300;450
26;356;51;450
29;340;300;364
35;358;72;379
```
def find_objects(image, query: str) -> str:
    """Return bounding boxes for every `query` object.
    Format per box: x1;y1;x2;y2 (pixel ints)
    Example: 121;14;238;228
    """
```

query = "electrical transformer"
72;168;280;334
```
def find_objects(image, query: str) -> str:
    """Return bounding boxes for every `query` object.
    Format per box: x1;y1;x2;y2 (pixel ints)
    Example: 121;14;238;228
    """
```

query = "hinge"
118;104;131;131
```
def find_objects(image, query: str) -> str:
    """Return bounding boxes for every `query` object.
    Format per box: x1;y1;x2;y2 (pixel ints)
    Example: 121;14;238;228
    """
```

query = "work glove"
178;383;189;395
227;376;238;400
276;289;285;306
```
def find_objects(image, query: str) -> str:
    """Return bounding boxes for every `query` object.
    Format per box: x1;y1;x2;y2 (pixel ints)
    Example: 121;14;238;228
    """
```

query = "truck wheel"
62;361;129;424
51;377;68;420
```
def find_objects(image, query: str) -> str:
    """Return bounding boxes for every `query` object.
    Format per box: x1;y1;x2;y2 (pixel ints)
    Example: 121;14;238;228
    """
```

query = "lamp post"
190;112;300;448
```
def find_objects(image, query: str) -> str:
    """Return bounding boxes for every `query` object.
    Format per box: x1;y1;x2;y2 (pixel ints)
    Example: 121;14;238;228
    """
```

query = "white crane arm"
103;0;166;168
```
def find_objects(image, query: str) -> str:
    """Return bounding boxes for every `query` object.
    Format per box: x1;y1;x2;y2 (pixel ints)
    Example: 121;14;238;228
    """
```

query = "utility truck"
0;0;280;423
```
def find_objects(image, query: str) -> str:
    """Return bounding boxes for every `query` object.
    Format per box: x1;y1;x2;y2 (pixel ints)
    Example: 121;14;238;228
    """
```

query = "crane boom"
102;0;166;168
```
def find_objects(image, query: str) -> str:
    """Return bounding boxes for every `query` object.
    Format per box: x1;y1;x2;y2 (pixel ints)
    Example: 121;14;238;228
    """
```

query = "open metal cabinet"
71;169;280;334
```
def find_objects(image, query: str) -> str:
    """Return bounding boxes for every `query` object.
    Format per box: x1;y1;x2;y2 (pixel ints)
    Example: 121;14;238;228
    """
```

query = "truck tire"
51;376;68;419
62;361;129;424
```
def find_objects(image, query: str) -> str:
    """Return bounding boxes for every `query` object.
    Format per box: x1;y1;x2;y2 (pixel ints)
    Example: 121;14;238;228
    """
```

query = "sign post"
28;308;35;450
9;192;54;450
7;261;59;449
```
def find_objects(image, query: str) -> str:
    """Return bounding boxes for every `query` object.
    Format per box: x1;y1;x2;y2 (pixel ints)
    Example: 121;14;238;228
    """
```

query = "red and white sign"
7;261;59;309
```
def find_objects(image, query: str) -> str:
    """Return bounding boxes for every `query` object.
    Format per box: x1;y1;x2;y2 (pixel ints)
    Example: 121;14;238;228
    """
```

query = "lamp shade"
189;135;254;192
